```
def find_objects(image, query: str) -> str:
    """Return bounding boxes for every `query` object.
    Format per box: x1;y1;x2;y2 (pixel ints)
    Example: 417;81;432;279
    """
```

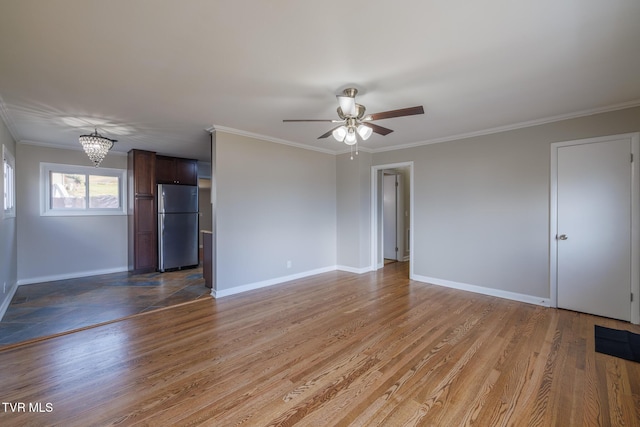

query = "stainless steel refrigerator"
157;184;199;272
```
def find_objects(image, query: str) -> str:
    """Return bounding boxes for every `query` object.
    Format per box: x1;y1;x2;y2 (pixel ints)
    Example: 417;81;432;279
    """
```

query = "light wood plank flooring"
0;262;638;426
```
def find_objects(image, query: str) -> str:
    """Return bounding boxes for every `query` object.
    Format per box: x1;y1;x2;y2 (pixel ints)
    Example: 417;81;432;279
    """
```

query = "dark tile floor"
0;267;211;347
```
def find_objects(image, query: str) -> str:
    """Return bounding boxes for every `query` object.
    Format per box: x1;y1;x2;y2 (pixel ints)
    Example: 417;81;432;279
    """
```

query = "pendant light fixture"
78;129;116;167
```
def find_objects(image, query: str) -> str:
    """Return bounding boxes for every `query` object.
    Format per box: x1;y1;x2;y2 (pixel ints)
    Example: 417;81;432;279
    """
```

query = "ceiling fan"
283;88;424;146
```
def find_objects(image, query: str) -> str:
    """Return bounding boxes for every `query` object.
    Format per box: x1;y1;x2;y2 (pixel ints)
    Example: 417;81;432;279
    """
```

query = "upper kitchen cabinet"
156;155;198;185
129;149;156;197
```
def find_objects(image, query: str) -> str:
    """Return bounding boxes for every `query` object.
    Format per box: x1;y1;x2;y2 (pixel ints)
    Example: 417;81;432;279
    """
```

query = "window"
41;162;127;216
3;145;15;218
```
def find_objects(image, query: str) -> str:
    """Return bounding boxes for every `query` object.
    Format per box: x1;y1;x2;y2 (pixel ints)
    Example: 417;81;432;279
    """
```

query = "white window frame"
3;145;15;219
40;162;127;216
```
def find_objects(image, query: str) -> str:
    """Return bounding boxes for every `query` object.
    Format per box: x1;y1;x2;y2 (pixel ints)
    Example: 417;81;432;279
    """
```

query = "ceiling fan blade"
283;119;335;122
366;123;394;136
337;95;357;117
318;126;343;139
366;106;424;121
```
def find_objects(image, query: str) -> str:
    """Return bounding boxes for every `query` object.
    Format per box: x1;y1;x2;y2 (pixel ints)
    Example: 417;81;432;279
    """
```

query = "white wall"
0;117;17;315
372;106;640;302
215;132;336;292
16;144;128;284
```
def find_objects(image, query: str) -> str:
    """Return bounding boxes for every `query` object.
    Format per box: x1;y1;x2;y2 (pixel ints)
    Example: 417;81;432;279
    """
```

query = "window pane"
3;146;16;216
42;163;126;216
50;172;86;209
3;159;8;210
8;162;14;210
89;175;120;208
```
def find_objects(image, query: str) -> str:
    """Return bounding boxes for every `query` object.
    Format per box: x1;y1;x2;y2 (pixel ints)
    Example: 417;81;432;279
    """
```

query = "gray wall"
372;106;640;299
16;144;128;284
0;118;17;313
336;151;372;270
215;132;336;291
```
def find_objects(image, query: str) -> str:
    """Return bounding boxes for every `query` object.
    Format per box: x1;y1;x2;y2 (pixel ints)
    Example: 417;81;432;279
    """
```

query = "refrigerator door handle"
158;214;165;272
158;185;164;212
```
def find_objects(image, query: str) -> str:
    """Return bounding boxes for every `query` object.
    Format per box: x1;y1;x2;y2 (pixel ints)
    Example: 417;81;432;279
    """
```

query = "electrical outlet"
286;260;292;269
3;282;6;293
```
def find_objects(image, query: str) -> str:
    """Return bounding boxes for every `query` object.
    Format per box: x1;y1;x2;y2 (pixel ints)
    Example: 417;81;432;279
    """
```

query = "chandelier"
78;129;116;167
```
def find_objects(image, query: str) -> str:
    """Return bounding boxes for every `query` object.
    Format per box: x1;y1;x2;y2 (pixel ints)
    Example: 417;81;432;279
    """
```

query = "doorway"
198;178;212;263
372;162;413;277
383;173;401;263
550;133;640;324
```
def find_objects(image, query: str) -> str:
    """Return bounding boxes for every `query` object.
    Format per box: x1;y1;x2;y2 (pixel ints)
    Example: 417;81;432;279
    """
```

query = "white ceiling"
1;0;639;162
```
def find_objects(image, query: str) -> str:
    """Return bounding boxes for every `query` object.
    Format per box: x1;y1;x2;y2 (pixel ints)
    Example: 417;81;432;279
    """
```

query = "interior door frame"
550;132;640;324
371;162;414;277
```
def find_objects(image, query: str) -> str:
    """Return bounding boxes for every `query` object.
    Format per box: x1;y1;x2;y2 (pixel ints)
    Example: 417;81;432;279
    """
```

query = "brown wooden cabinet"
156;155;198;185
128;149;157;273
202;231;213;289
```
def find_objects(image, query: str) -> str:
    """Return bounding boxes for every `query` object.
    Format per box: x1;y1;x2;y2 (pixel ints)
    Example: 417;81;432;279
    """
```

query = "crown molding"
208;125;337;155
335;145;374;156
0;94;21;143
210;124;374;156
372;99;640;153
18;139;128;156
19;139;78;149
210;99;640;157
13;99;639;160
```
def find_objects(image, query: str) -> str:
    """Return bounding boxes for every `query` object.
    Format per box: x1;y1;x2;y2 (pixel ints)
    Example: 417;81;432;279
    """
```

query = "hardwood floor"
0;262;638;426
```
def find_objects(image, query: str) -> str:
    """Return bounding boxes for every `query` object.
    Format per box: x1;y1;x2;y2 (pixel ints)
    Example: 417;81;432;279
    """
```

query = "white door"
556;137;631;321
383;174;398;260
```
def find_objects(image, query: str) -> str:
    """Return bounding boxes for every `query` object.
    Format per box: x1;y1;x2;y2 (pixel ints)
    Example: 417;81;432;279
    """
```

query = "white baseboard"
212;266;338;298
0;281;18;321
336;265;374;274
17;267;129;286
411;274;551;307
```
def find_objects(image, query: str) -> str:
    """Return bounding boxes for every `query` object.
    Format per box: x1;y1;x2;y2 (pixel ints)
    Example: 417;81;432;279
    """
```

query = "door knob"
557;234;568;240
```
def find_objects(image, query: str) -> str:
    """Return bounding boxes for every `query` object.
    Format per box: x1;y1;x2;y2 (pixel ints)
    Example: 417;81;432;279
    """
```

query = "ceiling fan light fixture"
283;86;425;150
357;124;373;140
332;126;348;142
344;127;357;145
337;94;357;117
